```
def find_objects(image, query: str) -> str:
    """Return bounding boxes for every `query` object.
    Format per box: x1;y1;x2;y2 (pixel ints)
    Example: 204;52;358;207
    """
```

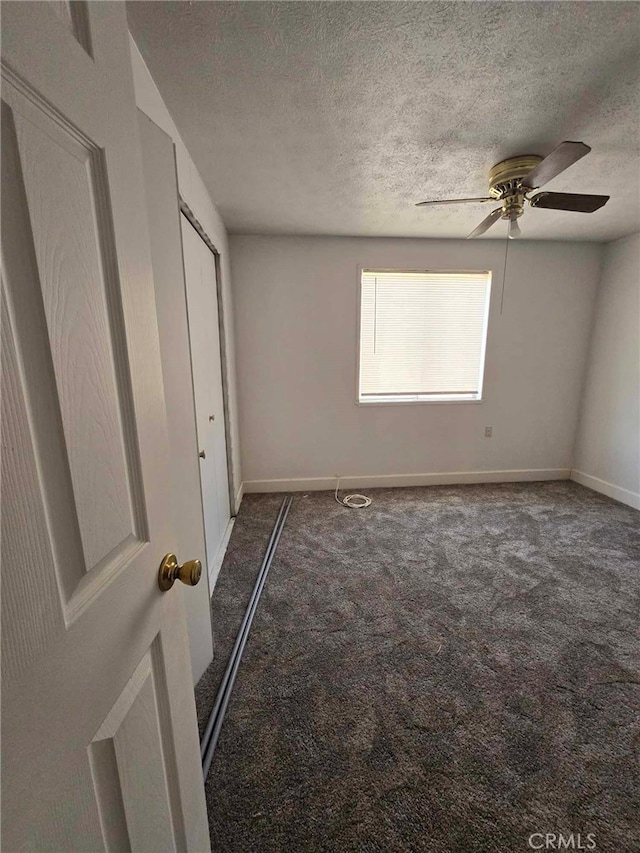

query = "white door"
1;4;210;851
138;111;214;686
180;217;231;582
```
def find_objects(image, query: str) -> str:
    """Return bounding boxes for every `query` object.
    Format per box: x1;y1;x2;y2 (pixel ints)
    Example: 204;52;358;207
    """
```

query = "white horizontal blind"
359;270;491;401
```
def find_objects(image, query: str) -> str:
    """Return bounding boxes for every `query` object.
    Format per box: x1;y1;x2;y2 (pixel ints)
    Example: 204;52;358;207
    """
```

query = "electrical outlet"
485;426;493;437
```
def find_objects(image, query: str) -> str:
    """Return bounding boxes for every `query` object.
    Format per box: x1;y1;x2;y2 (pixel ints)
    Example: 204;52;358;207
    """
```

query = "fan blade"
415;197;495;206
522;141;591;189
530;192;609;213
467;208;503;239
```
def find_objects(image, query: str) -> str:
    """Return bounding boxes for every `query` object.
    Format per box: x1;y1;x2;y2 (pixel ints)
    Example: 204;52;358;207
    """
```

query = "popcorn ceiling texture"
128;1;640;241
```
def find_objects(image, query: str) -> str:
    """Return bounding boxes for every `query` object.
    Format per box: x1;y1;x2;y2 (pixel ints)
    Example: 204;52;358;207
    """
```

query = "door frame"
179;198;237;521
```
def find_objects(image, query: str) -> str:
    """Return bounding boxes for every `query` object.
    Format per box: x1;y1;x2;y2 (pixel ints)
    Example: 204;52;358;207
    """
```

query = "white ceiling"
127;1;640;241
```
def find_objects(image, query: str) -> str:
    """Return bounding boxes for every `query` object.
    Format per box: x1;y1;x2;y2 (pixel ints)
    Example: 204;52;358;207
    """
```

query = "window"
358;269;491;403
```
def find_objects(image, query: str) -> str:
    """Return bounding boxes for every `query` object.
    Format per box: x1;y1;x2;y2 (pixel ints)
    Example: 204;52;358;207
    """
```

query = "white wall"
231;236;603;491
572;233;640;509
129;36;243;510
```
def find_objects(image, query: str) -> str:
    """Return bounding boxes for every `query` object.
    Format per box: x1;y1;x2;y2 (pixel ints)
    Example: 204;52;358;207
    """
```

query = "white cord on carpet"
334;477;372;509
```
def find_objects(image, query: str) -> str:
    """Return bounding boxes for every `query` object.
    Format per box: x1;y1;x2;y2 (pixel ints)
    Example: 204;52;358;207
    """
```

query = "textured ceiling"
128;1;640;241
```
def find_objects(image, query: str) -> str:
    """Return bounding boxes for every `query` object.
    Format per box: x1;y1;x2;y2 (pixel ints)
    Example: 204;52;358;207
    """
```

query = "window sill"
357;397;484;407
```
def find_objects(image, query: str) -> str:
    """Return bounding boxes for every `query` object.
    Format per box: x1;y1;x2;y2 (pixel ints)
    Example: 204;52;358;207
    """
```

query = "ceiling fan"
416;141;610;239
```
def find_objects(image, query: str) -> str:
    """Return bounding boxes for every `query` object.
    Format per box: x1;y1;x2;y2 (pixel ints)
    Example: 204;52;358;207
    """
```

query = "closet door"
181;216;231;581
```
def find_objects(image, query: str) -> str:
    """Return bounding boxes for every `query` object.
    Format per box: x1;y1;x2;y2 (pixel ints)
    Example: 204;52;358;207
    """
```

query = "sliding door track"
201;496;293;780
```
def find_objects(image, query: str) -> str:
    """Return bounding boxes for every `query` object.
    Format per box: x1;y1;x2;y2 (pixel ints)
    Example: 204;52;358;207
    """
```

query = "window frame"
355;267;492;406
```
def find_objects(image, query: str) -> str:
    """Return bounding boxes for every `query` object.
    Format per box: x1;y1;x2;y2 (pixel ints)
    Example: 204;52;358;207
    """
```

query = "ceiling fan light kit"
416;141;610;239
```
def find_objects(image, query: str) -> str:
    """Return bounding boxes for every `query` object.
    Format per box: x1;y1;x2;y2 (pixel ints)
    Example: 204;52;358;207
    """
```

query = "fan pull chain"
500;229;510;316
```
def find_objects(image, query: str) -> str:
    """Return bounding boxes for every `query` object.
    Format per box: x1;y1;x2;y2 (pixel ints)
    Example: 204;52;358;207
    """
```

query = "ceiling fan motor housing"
414;141;606;238
489;155;543;218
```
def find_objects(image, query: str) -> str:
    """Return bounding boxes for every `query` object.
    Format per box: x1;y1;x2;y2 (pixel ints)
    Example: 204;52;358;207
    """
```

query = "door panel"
90;639;179;853
47;0;92;54
5;85;146;607
1;3;210;850
0;289;63;682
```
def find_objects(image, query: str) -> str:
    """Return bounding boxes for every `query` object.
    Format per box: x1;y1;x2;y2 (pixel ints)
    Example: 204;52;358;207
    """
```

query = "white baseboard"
234;481;244;514
244;468;571;494
570;469;640;510
208;517;235;590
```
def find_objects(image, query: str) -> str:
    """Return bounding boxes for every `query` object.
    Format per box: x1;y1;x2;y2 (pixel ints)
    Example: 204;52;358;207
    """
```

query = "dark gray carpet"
195;481;640;853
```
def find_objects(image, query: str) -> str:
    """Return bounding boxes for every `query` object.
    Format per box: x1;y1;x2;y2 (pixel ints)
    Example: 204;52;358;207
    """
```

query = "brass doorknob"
158;553;202;591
